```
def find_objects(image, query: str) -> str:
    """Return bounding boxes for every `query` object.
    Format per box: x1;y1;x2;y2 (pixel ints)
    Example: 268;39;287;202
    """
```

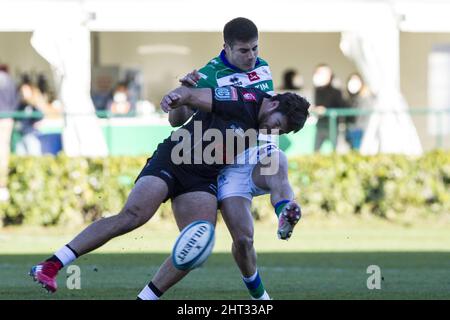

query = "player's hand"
160;91;182;113
179;70;201;87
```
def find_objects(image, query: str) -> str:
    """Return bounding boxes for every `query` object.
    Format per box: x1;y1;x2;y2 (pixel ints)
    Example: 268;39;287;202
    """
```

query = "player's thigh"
220;196;254;241
120;175;169;224
217;165;253;202
172;191;218;231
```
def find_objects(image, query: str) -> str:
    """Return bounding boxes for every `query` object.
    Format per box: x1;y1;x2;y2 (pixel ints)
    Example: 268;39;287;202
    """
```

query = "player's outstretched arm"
168;70;202;126
161;86;212;113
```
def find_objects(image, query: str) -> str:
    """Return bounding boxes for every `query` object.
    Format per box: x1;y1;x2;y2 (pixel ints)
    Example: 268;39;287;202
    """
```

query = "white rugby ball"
172;220;215;271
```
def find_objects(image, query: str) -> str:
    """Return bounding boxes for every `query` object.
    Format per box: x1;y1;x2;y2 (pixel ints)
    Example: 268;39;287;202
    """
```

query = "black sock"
148;281;163;298
45;245;79;270
45;255;64;269
65;244;80;258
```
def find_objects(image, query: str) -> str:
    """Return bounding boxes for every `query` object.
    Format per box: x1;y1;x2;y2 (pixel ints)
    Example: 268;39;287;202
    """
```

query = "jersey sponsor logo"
242;90;257;102
217;65;273;90
255;82;270;91
214;86;238;101
247;71;260;82
229;76;243;86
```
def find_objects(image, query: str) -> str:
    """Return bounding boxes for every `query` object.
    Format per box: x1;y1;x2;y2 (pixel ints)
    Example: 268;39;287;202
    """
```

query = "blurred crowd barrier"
1;108;449;157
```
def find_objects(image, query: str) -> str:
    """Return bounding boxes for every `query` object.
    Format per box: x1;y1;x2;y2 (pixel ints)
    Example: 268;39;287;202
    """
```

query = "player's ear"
269;100;280;111
224;42;232;53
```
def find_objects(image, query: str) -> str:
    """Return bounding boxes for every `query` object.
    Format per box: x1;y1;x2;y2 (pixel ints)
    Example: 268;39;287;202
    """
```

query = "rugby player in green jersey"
168;18;304;300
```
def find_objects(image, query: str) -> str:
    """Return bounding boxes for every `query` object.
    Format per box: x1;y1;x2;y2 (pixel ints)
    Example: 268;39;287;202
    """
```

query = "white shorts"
217;143;278;202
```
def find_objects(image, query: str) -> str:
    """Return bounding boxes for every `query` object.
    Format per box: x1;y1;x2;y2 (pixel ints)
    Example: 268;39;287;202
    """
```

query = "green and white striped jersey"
196;50;274;95
196;51;277;147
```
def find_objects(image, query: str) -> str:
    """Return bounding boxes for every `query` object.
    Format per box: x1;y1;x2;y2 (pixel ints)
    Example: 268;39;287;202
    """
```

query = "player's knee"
233;235;254;253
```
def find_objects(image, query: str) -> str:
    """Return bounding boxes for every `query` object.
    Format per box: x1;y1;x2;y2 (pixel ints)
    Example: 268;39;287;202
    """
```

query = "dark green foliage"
1;151;449;226
284;150;450;220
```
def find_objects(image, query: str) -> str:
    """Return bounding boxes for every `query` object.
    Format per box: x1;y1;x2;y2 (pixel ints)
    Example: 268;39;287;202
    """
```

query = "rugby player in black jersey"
30;85;310;299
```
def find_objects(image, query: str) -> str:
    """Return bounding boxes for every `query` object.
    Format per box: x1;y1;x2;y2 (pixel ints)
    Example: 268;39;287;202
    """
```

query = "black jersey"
156;86;269;178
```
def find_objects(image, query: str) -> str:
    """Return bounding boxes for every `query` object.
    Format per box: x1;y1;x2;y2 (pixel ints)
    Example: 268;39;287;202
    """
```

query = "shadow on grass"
1;252;449;300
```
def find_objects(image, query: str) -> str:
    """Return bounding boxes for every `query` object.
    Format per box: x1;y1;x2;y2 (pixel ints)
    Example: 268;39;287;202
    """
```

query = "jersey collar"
219;50;261;72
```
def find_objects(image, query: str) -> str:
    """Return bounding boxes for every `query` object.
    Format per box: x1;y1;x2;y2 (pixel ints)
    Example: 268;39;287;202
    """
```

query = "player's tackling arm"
161;86;213;114
168;69;203;127
168;106;195;127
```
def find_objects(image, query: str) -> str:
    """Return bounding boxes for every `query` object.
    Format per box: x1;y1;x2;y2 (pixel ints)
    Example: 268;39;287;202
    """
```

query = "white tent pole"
340;5;422;155
30;3;108;157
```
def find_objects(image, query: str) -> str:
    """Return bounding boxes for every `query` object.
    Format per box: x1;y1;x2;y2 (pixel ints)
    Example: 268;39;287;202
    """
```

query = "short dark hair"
223;17;258;46
271;93;310;133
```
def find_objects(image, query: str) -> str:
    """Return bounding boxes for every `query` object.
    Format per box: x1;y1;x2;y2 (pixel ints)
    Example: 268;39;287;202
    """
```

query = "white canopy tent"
30;5;108;157
339;19;423;154
2;0;450;155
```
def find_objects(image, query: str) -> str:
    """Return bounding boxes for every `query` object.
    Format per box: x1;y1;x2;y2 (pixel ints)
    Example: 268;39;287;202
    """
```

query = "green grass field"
1;216;450;300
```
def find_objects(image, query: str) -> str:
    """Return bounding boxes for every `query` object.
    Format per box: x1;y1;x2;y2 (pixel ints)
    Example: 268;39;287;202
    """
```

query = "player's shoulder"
256;57;270;67
199;56;223;73
196;57;224;87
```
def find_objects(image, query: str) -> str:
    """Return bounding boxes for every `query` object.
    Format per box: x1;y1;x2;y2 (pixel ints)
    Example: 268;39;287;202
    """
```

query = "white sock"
252;291;271;300
243;270;258;283
54;245;77;266
138;285;160;300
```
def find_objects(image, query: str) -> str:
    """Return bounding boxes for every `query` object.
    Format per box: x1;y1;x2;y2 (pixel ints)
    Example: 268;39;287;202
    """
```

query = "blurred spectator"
35;73;61;118
15;74;44;156
345;72;376;150
0;64;18;201
37;74;49;96
14;73;61;155
124;70;142;112
312;64;347;151
280;69;304;91
106;82;134;116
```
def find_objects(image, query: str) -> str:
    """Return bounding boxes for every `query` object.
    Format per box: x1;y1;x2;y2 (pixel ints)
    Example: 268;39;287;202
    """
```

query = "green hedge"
1;151;449;226
287;151;450;219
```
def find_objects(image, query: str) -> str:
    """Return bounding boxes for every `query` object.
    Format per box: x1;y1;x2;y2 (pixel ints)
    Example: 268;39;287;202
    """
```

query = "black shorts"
135;148;218;202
